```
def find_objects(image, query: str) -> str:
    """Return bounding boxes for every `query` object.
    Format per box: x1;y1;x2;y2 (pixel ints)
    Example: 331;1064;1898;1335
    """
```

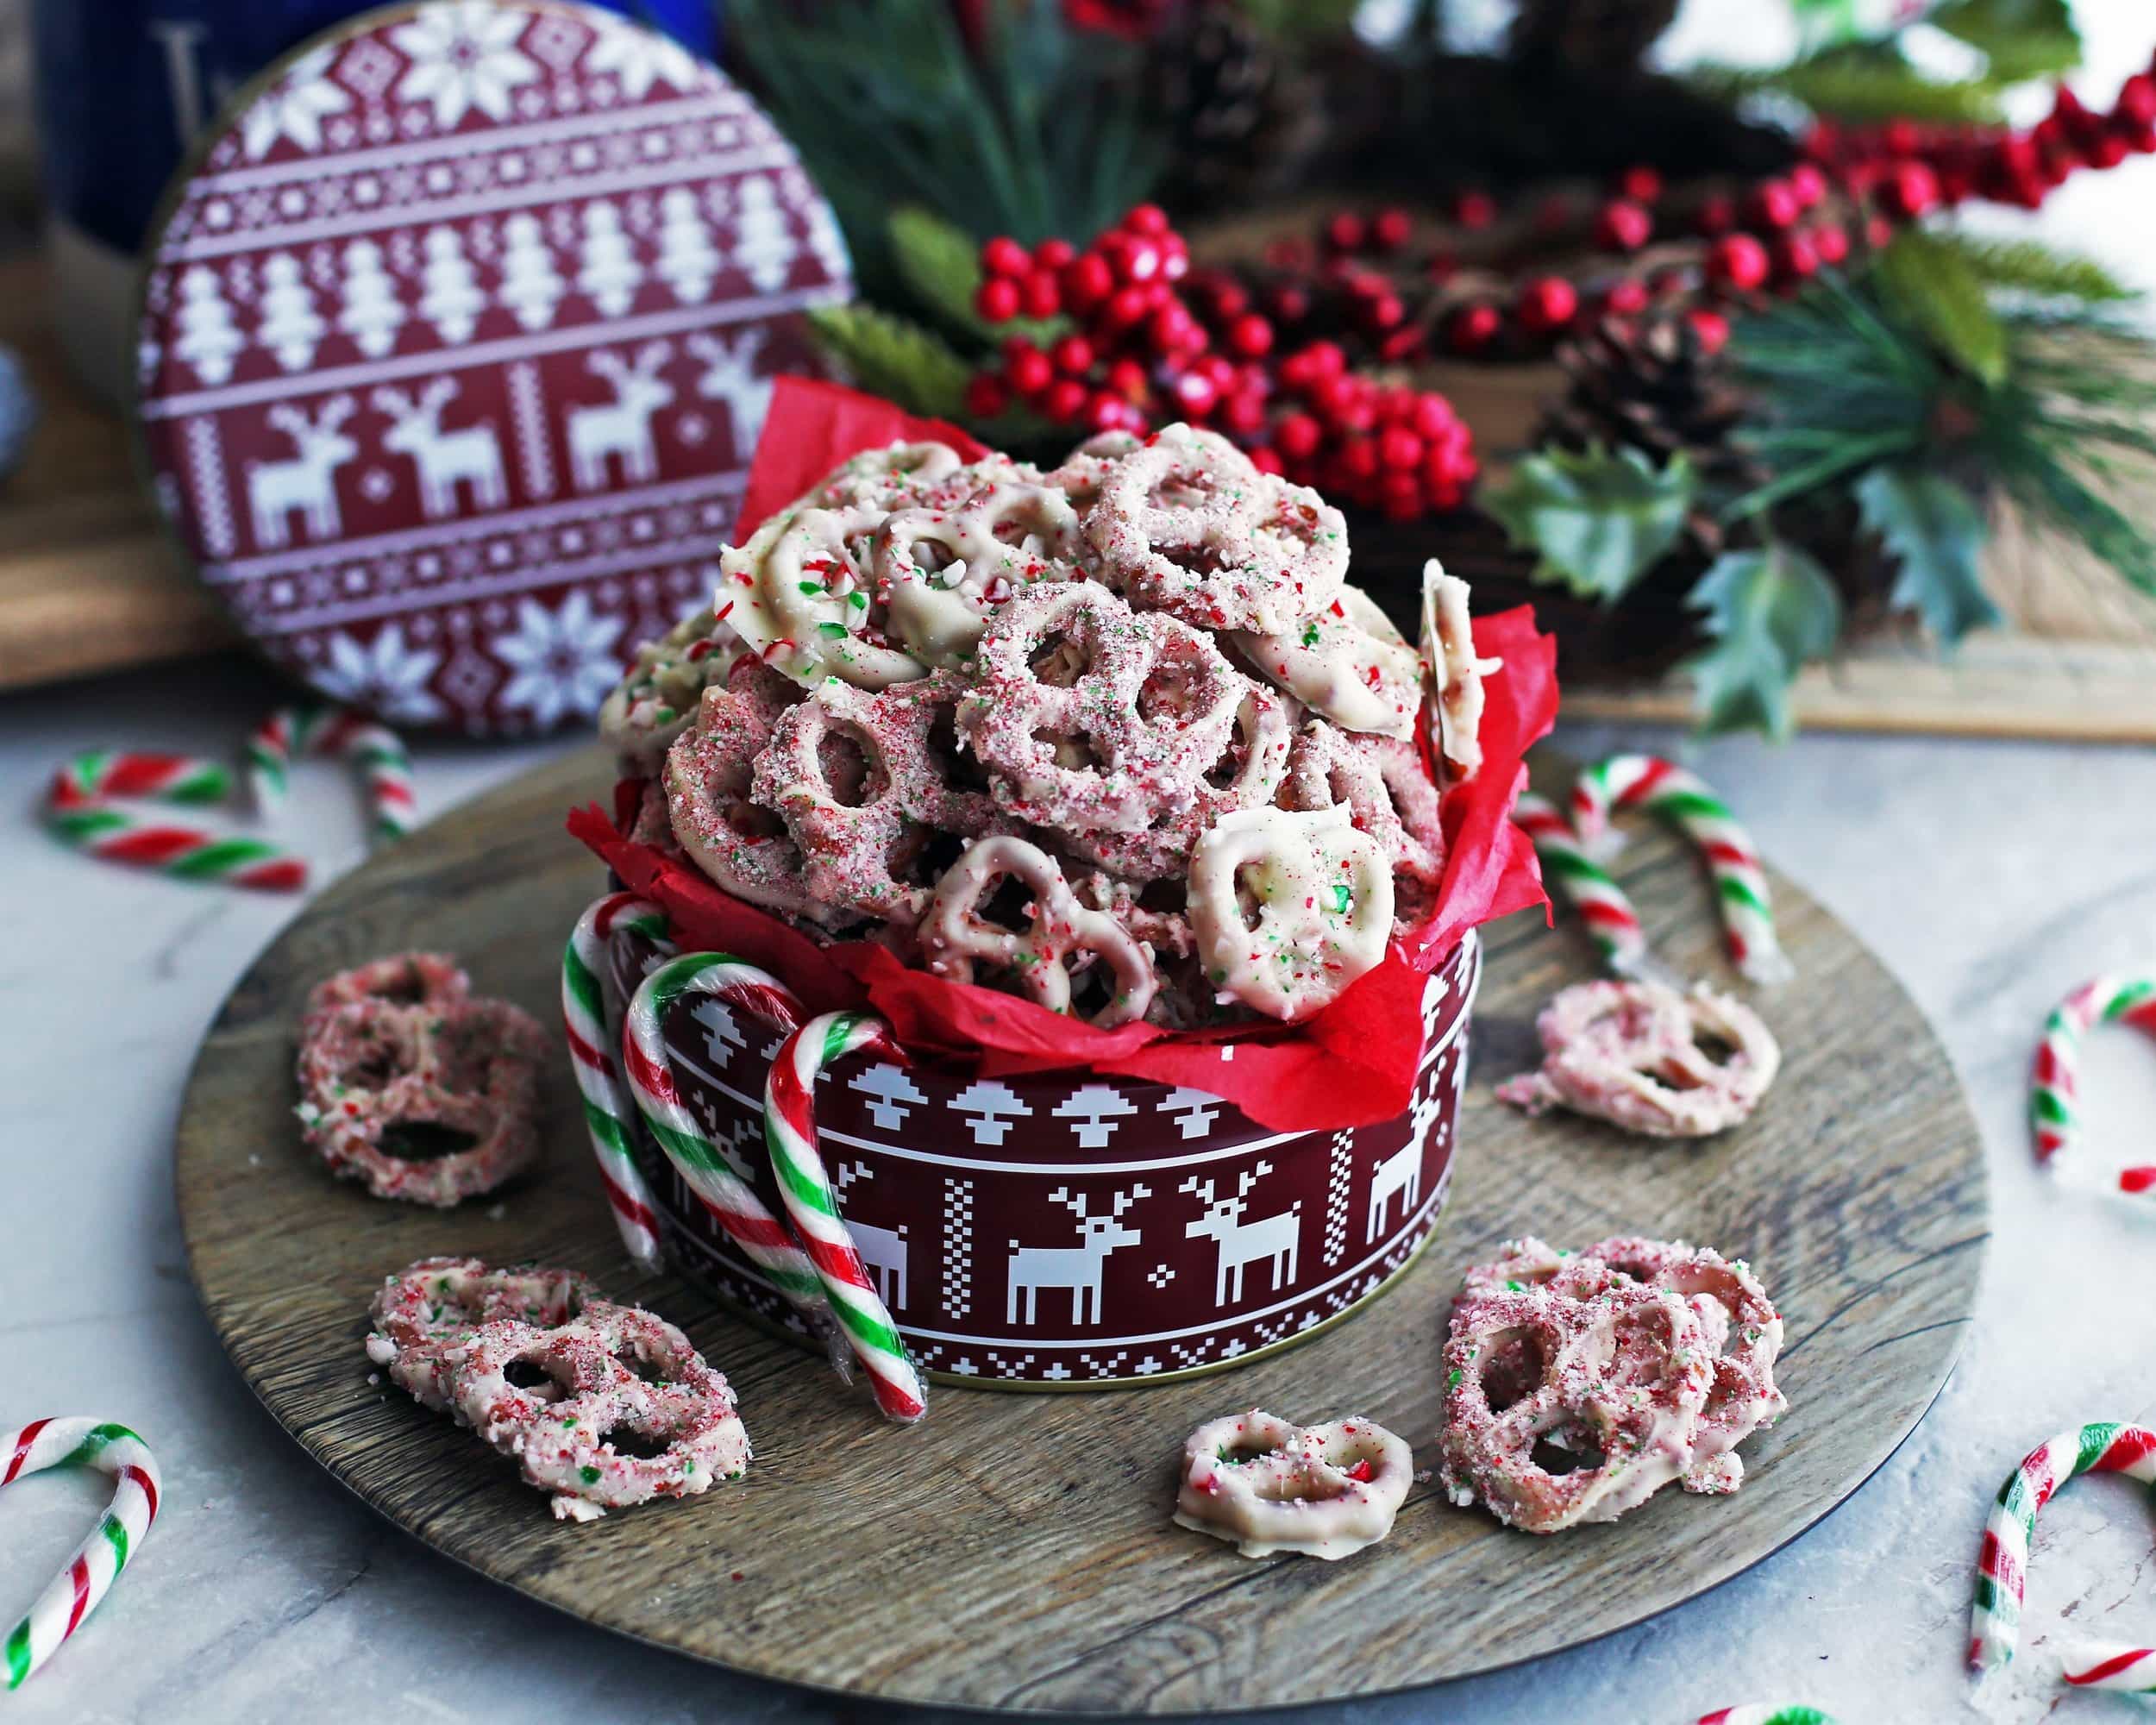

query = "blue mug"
32;0;722;398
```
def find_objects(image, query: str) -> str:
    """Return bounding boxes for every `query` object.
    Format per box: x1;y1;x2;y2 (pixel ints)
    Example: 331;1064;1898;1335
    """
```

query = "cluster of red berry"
1807;66;2156;212
965;206;1480;522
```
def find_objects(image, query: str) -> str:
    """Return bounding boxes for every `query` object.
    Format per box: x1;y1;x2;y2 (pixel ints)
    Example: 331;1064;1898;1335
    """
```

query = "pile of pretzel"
599;424;1495;1029
1438;1236;1788;1532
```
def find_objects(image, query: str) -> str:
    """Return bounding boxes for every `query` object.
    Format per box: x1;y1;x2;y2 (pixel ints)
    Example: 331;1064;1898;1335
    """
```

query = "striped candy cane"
1571;756;1793;986
2031;975;2156;1201
2064;1641;2156;1691
621;952;831;1330
564;892;677;1269
3;1418;161;1692
1972;1422;2156;1675
1512;793;1662;980
1695;1709;1834;1725
767;1012;928;1423
43;752;309;892
248;706;417;840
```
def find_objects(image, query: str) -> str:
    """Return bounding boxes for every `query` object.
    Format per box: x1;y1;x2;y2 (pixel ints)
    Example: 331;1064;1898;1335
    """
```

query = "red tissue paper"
569;380;1556;1132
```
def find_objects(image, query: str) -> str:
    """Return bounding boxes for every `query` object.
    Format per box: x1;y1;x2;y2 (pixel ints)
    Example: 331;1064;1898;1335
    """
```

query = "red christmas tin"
607;925;1480;1388
134;0;849;735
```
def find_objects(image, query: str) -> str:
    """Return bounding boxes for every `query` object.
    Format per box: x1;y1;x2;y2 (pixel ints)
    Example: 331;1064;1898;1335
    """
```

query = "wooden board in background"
172;746;1986;1713
0;254;240;690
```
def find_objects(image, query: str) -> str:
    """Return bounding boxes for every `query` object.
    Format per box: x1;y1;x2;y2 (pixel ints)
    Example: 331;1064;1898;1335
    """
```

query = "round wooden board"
176;746;1987;1714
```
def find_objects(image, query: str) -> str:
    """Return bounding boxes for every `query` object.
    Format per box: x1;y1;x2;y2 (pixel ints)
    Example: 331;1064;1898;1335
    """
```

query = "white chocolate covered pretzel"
1234;586;1422;740
920;834;1160;1026
1188;804;1394;1019
1175;1409;1413;1559
1495;980;1781;1138
1087;425;1349;633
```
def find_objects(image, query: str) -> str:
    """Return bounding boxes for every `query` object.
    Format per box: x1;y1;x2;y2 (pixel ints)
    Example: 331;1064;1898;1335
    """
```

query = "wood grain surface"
174;745;1987;1713
0;256;241;691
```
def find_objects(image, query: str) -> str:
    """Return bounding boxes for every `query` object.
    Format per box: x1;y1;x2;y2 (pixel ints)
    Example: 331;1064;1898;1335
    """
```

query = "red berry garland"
967;210;1480;523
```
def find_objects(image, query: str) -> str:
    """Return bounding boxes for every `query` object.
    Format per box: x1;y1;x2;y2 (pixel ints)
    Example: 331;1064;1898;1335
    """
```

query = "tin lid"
135;0;850;735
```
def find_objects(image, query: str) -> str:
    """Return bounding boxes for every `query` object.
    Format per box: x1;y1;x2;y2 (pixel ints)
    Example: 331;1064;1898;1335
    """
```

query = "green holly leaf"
888;206;1067;348
1854;465;2002;643
1877;229;2009;386
1484;445;1697;602
805;302;973;420
1931;0;2081;82
1678;543;1844;740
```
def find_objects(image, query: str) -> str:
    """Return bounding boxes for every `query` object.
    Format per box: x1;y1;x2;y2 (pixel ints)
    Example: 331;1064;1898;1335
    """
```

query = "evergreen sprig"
731;0;1164;301
805;304;974;420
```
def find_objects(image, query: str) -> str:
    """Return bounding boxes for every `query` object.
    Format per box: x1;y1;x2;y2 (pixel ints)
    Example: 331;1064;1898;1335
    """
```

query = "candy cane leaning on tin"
247;705;417;841
3;1418;161;1692
563;892;677;1269
621;951;831;1325
41;751;310;892
2030;975;2156;1201
765;1011;928;1423
1571;756;1793;986
1971;1421;2156;1678
1513;793;1670;983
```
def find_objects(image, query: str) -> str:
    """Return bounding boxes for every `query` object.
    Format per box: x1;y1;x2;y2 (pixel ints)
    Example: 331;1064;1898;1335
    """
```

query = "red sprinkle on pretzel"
1282;720;1447;928
366;1255;595;1412
1234;587;1421;741
295;987;549;1208
1087;425;1348;633
754;672;1005;926
1174;1409;1413;1559
663;666;830;924
445;1302;749;1521
960;580;1246;834
876;476;1082;668
1188;804;1394;1020
1067;681;1294;881
1439;1281;1714;1533
1495;980;1781;1138
1575;1235;1786;1492
920;834;1160;1026
302;951;468;1036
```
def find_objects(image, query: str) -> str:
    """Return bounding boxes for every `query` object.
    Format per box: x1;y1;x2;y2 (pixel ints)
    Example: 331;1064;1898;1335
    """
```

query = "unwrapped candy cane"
766;1011;928;1423
246;706;416;840
1694;1709;1835;1725
2030;975;2156;1201
1971;1421;2156;1679
1571;756;1792;986
563;892;675;1269
3;1418;160;1691
42;751;308;891
1512;793;1662;981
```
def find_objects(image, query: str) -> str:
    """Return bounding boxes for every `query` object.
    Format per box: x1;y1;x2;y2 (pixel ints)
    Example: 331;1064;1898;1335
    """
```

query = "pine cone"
1150;3;1327;210
1507;0;1681;70
1540;310;1759;555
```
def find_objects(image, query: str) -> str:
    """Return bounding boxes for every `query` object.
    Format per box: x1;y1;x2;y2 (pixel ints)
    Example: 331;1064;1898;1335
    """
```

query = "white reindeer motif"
247;395;358;549
1181;1161;1301;1307
370;379;506;518
568;342;674;491
1006;1184;1149;1326
833;1161;907;1311
687;328;772;456
1366;1135;1423;1243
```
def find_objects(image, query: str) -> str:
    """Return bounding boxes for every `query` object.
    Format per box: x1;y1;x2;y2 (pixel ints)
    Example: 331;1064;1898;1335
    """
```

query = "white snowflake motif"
583;21;702;100
493;591;624;728
392;3;541;129
242;45;352;160
314;624;447;723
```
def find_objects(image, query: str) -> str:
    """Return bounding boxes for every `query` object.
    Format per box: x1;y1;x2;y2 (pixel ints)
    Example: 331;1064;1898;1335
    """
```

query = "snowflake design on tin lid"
242;44;353;160
314;624;446;724
584;18;703;100
392;3;542;129
493;591;624;728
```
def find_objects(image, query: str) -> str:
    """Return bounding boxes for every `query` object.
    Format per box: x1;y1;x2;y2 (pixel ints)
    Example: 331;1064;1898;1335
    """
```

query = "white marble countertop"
3;652;2154;1725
